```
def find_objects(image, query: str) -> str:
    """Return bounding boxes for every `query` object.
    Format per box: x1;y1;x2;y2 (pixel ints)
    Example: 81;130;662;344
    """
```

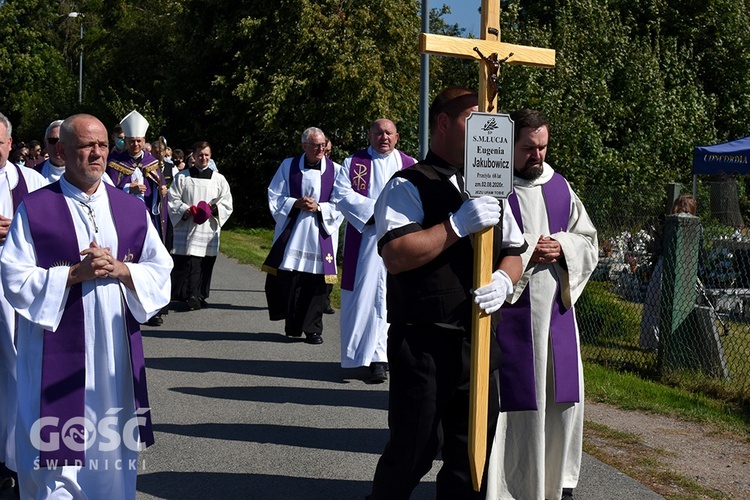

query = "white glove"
473;269;514;314
448;196;501;238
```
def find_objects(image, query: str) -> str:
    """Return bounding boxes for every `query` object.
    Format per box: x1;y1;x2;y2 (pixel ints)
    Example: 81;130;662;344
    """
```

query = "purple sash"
11;164;29;213
341;150;414;290
262;155;337;279
499;172;580;411
25;182;154;464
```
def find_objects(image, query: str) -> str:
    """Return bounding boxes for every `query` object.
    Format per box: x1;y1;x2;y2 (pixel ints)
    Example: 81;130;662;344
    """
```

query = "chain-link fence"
578;180;750;402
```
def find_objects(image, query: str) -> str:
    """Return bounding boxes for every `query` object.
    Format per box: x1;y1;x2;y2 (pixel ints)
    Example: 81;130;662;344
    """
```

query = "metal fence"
578;181;750;402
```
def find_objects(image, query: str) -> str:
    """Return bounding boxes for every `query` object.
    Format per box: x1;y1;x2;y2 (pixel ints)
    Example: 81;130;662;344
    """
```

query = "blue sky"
440;0;482;37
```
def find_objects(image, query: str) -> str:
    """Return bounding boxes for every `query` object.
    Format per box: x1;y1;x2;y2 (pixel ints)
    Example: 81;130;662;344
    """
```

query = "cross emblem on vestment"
325;253;333;264
352;163;368;191
420;0;555;490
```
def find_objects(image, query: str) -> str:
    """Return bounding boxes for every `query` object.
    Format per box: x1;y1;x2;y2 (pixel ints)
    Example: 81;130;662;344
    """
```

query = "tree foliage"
2;0;750;225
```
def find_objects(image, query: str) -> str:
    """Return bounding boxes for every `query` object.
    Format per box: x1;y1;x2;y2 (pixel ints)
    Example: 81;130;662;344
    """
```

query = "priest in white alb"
0;111;48;489
1;114;172;500
487;110;598;500
264;127;343;345
331;119;415;382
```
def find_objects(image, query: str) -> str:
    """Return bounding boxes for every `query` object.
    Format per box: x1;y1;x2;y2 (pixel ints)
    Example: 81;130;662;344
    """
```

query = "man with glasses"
35;120;65;182
264;127;343;345
24;140;45;170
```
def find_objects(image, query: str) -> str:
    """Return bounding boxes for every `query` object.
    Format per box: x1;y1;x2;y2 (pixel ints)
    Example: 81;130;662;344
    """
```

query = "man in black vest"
368;87;527;499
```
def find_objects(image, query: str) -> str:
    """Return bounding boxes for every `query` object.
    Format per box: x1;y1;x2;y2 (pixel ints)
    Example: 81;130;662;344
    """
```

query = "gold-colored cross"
420;0;555;491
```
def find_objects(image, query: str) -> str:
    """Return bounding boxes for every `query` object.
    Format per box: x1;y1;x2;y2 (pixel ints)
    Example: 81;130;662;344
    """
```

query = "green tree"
0;0;78;140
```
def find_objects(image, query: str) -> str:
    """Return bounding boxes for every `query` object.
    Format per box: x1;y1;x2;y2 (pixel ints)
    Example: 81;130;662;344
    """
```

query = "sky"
440;0;482;38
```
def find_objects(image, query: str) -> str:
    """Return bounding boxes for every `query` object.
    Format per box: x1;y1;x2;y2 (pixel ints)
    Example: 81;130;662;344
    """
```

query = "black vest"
386;162;504;331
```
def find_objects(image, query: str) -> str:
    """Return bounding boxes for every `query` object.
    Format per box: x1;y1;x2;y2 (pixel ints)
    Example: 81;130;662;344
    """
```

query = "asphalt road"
132;254;663;499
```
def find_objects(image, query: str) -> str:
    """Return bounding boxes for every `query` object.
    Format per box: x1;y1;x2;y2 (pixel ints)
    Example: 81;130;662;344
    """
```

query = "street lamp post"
68;12;84;103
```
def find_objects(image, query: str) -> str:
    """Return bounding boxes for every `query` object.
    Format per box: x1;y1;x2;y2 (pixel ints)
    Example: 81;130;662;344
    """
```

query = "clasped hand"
294;196;320;212
531;236;562;264
77;242;122;281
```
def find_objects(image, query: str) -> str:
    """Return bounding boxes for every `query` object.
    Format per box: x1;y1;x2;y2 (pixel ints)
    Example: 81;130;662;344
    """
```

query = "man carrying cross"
368;87;526;499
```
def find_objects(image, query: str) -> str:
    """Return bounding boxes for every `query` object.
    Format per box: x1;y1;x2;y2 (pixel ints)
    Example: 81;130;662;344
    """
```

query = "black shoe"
200;298;209;309
369;362;388;383
305;333;323;345
286;331;303;338
561;488;574;500
323;304;335;314
147;314;163;326
187;297;201;311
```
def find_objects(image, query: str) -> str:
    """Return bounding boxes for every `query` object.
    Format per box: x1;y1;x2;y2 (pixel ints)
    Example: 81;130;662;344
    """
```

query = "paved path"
134;254;663;499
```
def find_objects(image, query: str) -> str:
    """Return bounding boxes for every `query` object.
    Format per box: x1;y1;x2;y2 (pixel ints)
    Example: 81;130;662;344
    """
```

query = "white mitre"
120;110;149;138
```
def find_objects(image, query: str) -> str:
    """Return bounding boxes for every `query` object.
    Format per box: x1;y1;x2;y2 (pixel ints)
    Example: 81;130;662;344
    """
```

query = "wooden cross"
419;0;555;491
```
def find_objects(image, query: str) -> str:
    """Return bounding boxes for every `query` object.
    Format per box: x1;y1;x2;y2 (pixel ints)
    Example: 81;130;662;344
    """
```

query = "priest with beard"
486;109;598;500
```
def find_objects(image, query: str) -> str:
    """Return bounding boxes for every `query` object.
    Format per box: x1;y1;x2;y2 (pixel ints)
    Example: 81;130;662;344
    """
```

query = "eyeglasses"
304;142;326;150
46;137;59;145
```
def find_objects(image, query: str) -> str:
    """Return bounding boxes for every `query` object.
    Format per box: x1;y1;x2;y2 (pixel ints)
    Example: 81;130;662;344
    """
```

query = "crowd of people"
262;87;598;500
0;85;598;500
0;109;233;499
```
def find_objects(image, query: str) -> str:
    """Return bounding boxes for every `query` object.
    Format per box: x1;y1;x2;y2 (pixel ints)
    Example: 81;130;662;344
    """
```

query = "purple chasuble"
499;172;580;411
24;182;155;464
341;150;414;290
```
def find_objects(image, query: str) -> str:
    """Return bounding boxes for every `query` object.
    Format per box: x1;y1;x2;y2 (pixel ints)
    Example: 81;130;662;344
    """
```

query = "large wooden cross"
419;0;555;491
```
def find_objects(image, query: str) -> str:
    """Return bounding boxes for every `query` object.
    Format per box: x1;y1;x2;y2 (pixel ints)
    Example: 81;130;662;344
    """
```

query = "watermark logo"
30;408;149;454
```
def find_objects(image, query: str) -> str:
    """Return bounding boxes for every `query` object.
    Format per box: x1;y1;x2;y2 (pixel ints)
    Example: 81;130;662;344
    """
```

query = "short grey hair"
45;119;64;140
301;127;324;144
0;112;12;137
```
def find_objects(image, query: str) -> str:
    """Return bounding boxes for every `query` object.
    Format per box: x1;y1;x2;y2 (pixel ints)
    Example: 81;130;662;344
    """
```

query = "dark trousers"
370;323;500;500
278;270;326;336
172;254;217;301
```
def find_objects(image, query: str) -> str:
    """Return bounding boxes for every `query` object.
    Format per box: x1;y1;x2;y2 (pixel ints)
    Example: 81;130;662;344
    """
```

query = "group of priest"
264;88;598;500
0;109;232;499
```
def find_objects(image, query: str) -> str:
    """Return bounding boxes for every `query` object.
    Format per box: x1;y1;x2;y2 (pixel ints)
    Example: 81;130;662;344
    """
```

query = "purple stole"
8;165;29;346
262;155;337;279
10;163;29;213
499;172;580;411
24;182;154;464
341;150;415;290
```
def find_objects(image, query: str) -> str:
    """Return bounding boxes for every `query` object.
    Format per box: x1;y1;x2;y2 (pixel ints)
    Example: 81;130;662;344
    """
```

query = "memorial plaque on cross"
419;0;555;491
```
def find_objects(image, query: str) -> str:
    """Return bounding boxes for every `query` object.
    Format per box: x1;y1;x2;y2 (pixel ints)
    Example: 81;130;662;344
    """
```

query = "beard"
515;160;543;180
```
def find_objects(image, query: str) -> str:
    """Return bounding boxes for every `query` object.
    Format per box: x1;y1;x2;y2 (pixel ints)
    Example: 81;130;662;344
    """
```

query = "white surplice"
168;167;233;257
0;162;47;472
1;175;172;500
332;148;413;368
268;156;343;274
486;163;598;500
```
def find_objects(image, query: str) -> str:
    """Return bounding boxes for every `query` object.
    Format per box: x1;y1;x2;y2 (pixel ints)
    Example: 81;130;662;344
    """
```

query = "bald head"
59;114;109;195
369;119;399;156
